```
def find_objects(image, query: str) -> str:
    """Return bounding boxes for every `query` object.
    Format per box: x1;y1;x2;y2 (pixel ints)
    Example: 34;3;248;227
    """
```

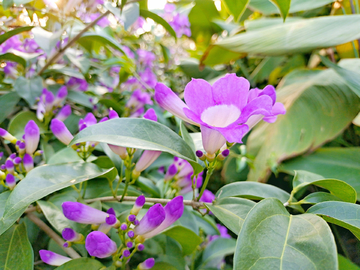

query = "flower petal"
212;74;250;110
238;95;273;124
259;85;276;105
200;125;226;155
215;124;249;143
184;78;214;115
263;102;286;123
155;83;198;125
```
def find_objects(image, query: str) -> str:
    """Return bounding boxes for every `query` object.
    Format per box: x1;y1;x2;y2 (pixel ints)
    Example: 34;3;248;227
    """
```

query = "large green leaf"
206;197;255;235
280;147;360;198
0;223;33;269
0;192;10;218
234;198;337;269
338;254;360;270
13;76;44;106
140;9;177;39
162;225;202;256
70;118;202;173
269;0;291;21
222;0;250;22
78;31;124;54
8;110;48;138
0;92;20;124
201;15;360;65
291;170;357;203
200;237;236;269
307;201;360;240
246;59;360;182
0;162;115;235
0;53;26;67
0;26;33;45
55;258;104;270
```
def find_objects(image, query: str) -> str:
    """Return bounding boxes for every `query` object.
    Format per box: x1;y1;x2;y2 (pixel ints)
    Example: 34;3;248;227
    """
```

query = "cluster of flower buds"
196;148;230;163
39;195;183;268
36;87;70;123
0;120;42;190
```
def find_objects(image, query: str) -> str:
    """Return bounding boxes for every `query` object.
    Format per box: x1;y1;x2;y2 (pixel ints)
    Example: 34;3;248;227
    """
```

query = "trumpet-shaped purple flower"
24;120;40;155
138;258;155;269
23;153;34;172
85;231;117;258
39;250;71;266
55;105;72;122
62;201;109;224
142;196;184;238
0;128;17;143
155;74;286;154
50;119;74;145
134;203;166;236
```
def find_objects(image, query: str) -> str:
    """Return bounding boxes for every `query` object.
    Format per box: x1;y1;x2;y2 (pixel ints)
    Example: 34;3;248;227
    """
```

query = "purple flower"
53;86;68;106
199;190;215;203
141;196;184;238
67;77;88;91
62;228;83;243
155;74;286;154
109;109;119;119
78;113;97;131
134;203;166;236
126;89;153;115
98;214;120;234
130;195;146;215
55;105;72;122
137;49;156;68
24;120;40;155
23;153;34;172
39;250;71;266
3;62;18;77
62;201;109;224
6;174;16;189
138;258;155;269
143;108;157;121
209;224;231;242
164;164;177;181
85;231;117;258
44;89;55;112
0;128;17;143
5;160;14;174
50;119;74;145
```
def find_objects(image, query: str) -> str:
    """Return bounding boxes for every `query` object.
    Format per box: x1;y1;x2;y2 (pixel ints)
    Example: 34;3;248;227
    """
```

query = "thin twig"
26;212;81;259
38;10;111;75
1;138;12;155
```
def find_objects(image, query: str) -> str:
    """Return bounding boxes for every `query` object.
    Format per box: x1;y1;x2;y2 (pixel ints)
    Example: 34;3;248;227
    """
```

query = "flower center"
200;104;241;128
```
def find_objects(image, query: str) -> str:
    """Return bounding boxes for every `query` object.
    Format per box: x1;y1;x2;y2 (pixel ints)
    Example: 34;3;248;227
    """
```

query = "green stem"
120;155;133;202
197;164;215;201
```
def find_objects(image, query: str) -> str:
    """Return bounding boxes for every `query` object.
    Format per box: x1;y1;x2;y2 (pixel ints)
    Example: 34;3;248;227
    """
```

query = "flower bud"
130;195;145;215
138;258;155;269
109;109;119;119
196;150;206;161
62;202;109;224
134;150;162;174
6;174;16;190
24;120;40;154
134;203;165;236
0;128;16;144
55;105;71;122
5;160;14;174
85;231;117;258
108;145;128;160
164;164;177;181
50;119;74;145
62;228;84;242
39;250;71;266
54;86;68;106
23;153;34;172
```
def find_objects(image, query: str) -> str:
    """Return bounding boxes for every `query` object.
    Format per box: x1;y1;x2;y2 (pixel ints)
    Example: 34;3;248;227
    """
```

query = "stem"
196;166;215;201
27;213;81;259
120;155;133;202
38;10;111;75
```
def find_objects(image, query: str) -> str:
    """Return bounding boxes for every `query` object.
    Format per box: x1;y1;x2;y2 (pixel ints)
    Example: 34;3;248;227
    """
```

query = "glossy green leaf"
8;111;48;139
280;147;360;198
70;118;202;174
307;201;360;240
338;254;360;270
136;177;160;197
270;0;291;20
152;235;186;270
37;200;73;233
48;148;83;164
222;0;249;21
0;192;10;219
215;182;303;212
55;258;104;270
0;53;26;67
234;198;337;269
0;26;33;45
202;15;360;65
0;92;20;124
67;91;93;108
247;59;360;182
206;197;255;235
0;223;33;269
140;9;177;39
13;76;44;106
179;121;195;152
78;32;124;54
0;162;114;235
291;170;357;203
201;237;236;268
298;192;343;204
162;225;202;255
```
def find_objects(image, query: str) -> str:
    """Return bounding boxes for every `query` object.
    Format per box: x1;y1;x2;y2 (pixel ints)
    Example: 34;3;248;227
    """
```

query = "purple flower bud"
134;220;140;226
142;196;184;238
85;231;117;258
0;128;16;143
109;110;119;119
99;117;108;122
127;230;135;238
84;113;97;126
221;149;230;157
134;150;162;173
54;86;68;106
199;189;215;203
138;258;155;269
122;249;130;257
62;228;83;242
165;164;177;181
9;153;16;159
44;90;55;112
107;208;116;215
126;241;133;248
137;243;144;251
0;152;3;159
24;120;40;154
128;214;136;222
1;164;5;170
143;108;157;122
13;157;22;165
134;203;166;236
63;242;69;248
105;215;118;226
5;160;14;174
62;202;109;224
55;105;72;122
23;153;34;172
108;145;128;159
50;119;74;145
196;150;204;158
120;223;128;231
19;142;26;152
130;195;145;215
39;250;71;266
6;174;16;189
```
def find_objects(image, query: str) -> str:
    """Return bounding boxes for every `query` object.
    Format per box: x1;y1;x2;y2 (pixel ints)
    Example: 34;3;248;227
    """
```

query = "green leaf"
37;200;73;233
2;0;14;9
307;201;360;240
8;110;48;139
0;162;114;235
67;91;93;108
338;254;360;270
0;26;33;45
269;0;291;20
32;27;62;56
215;181;303;212
202;15;360;64
291;170;357;203
0;192;10;218
222;0;250;21
201;237;236;268
13;76;44;106
105;2;139;30
298;192;344;204
0;223;33;269
48;148;83;164
140;9;177;39
70;118;203;174
162;225;202;256
0;53;26;67
179;121;195;152
206;197;255;235
0;92;20;124
247;59;360;182
78;31;125;54
136;177;160;197
55;258;104;270
280;147;360;198
234;198;337;270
